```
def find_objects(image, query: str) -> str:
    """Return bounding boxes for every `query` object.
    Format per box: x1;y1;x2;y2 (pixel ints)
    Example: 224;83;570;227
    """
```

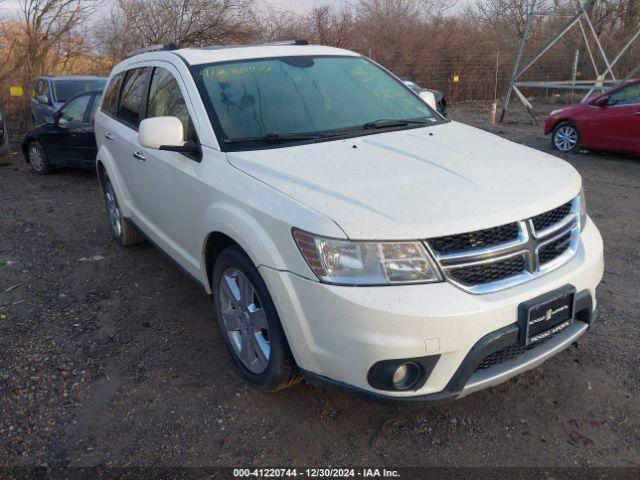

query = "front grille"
426;197;580;293
429;223;519;254
449;255;525;286
539;231;573;264
474;336;553;372
532;201;572;232
475;344;536;371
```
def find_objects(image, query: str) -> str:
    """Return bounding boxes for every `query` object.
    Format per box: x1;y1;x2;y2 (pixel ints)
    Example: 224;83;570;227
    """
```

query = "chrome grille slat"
426;197;582;294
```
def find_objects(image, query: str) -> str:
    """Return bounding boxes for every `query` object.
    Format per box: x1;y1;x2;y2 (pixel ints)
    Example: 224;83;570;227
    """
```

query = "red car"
545;78;640;154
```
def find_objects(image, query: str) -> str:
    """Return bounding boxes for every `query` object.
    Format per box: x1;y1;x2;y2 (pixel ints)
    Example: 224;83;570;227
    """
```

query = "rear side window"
102;73;124;117
88;93;103;122
118;68;148;128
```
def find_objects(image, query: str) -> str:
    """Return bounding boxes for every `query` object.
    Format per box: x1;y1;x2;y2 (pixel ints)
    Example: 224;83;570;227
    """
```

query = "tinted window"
34;80;43;98
42;81;50;102
192;56;437;143
88;93;103;122
147;68;194;141
118;68;148;128
52;79;106;103
58;94;91;125
608;84;640;106
102;73;124;117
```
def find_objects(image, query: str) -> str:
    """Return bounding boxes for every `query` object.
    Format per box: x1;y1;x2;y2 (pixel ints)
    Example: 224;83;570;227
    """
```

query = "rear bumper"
260;218;604;401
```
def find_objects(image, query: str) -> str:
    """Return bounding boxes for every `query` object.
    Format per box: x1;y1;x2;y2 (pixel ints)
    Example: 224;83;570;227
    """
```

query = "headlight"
292;229;443;286
579;187;588;231
550;109;564;116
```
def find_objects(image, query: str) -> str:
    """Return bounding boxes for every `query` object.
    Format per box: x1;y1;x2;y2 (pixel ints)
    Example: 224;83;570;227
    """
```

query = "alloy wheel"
104;180;122;238
219;267;270;374
29;144;44;171
554;126;578;152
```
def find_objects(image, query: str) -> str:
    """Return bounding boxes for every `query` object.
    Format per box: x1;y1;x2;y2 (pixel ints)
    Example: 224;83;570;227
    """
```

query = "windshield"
52;79;106;103
191;55;441;148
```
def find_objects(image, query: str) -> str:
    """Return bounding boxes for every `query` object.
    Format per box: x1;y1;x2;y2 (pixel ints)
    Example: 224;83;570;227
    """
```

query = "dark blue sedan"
22;90;102;175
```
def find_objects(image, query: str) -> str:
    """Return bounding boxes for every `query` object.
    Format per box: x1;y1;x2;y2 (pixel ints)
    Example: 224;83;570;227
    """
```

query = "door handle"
634;112;640;116
104;133;114;140
133;151;146;162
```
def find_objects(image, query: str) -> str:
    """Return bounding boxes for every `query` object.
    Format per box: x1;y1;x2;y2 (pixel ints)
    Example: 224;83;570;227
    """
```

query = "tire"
552;121;581;154
101;175;145;246
212;246;300;392
27;141;53;175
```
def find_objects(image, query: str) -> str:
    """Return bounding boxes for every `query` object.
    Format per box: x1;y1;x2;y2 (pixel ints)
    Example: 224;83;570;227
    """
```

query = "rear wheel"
552;121;580;154
27;141;53;175
212;246;300;391
101;175;145;246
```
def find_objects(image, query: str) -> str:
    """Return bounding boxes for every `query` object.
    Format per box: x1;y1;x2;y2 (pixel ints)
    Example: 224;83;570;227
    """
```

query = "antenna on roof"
126;43;179;59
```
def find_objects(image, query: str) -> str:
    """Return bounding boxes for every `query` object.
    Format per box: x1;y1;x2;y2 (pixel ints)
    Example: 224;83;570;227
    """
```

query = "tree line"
1;0;638;130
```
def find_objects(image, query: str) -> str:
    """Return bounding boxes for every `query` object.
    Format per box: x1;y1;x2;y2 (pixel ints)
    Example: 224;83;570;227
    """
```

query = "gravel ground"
0;106;639;471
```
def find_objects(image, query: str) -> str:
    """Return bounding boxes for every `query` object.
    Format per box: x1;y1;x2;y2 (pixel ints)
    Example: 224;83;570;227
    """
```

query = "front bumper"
259;218;604;401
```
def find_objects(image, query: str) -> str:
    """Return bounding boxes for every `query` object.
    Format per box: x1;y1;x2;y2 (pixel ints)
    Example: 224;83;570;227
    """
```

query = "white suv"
95;41;604;402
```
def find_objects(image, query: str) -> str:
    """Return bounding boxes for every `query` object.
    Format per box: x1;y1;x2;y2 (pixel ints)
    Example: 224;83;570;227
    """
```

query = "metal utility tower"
500;0;640;124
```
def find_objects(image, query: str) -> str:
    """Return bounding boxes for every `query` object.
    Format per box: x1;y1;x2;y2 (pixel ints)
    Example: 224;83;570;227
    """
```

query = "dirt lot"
1;106;639;471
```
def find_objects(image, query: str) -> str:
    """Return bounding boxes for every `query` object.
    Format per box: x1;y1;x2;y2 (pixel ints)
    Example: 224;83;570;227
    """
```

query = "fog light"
392;362;421;390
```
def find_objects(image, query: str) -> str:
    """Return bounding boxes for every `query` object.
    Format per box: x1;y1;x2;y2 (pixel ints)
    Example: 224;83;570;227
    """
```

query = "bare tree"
309;5;354;47
95;0;255;59
0;0;101;83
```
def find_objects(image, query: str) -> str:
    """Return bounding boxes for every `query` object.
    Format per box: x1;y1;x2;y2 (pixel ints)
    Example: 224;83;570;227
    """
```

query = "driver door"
134;65;207;273
590;83;640;152
43;93;93;166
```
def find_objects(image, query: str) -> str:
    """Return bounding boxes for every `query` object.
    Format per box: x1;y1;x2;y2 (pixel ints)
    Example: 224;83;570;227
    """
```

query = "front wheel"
552;121;581;154
212;246;300;392
101;175;145;246
27;141;53;175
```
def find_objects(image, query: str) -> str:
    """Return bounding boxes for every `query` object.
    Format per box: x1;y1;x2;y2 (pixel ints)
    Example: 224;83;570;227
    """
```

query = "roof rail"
126;43;179;59
202;39;310;50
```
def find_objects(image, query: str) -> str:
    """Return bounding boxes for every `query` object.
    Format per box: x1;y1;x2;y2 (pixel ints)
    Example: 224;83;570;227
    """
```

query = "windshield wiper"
362;119;430;130
224;133;322;144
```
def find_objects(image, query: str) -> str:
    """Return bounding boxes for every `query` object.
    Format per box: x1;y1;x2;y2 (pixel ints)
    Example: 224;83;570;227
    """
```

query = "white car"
94;41;604;402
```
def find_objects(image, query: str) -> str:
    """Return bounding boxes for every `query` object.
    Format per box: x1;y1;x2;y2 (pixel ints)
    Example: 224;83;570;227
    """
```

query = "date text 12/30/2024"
233;468;401;478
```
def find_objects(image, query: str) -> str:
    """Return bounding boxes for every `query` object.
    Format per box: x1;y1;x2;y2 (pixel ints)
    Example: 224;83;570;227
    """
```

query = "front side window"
147;68;194;141
191;55;440;149
102;73;124;117
34;80;43;98
607;83;640;106
58;94;91;125
118;68;149;128
52;79;106;104
41;81;50;102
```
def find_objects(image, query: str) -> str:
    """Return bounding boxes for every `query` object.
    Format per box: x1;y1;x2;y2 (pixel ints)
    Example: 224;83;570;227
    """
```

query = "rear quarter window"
102;73;125;117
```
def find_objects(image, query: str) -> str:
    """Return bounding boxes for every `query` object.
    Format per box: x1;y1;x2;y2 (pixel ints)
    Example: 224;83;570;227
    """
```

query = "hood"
227;122;581;240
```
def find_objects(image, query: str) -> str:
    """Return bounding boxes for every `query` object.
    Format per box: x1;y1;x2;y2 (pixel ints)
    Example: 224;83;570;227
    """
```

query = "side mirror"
139;116;184;149
138;116;201;160
36;95;50;105
418;90;438;111
594;96;609;107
